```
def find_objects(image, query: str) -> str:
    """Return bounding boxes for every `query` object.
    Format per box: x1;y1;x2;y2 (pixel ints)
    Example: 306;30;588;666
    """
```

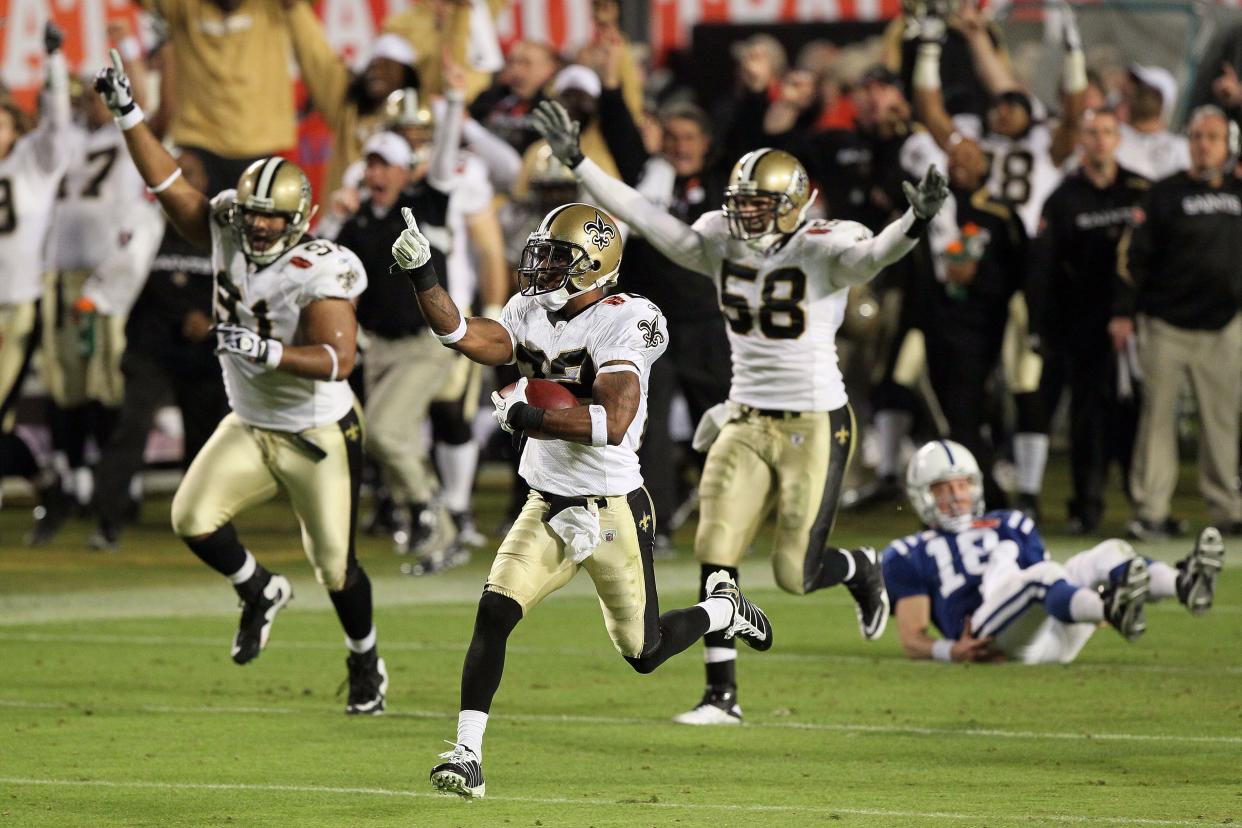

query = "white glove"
1060;0;1083;52
530;100;585;169
490;376;529;434
215;324;283;369
94;48;143;130
392;207;432;270
903;165;950;220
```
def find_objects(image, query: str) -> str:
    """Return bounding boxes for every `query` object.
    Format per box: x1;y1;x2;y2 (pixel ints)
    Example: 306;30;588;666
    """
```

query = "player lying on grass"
883;440;1225;664
95;52;388;714
531;98;949;725
391;202;773;799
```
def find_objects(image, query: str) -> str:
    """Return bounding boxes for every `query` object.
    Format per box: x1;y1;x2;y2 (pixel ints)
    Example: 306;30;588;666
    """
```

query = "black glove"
44;21;64;55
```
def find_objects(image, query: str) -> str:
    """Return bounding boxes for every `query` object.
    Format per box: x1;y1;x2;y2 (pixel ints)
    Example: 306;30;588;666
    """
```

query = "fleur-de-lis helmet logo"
583;212;615;251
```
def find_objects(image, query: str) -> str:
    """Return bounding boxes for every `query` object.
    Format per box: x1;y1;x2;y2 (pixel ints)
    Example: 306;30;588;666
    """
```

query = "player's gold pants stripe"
485;487;659;659
41;271;126;407
0;300;39;433
695;404;856;595
1002;292;1042;394
171;405;366;590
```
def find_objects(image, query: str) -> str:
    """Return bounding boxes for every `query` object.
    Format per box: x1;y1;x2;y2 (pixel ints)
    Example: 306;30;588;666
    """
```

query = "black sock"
182;523;268;598
699;564;737;689
625;606;712;675
460;591;523;713
329;565;374;643
803;546;855;593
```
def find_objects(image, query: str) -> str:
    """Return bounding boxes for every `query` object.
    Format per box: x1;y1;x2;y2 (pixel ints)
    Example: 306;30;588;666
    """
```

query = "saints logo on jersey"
637;315;664;348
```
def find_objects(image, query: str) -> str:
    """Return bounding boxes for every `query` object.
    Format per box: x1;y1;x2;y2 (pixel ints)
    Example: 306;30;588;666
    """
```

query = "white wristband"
147;166;181;194
913;42;942;91
932;639;956;663
263;339;284;369
116;104;145;131
436;316;468;345
321;343;339;381
1063;50;1088;95
589;404;608;447
598;363;640;378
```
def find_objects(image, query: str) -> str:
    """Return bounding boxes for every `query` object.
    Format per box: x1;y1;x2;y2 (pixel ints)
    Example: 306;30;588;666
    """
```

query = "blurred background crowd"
4;0;1242;564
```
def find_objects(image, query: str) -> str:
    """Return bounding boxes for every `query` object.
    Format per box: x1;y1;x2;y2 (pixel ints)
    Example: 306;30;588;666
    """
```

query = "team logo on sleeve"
637;315;665;348
336;270;359;291
583;212;616;250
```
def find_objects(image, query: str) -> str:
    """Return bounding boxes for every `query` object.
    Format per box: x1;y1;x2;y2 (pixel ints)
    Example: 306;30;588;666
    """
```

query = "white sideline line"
2;630;1238;676
0;776;1214;825
1;698;1237;747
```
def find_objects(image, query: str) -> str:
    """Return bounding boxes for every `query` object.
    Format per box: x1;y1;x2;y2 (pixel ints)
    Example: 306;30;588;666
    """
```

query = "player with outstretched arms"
94;51;388;714
531;99;948;724
391;201;774;798
883;440;1225;664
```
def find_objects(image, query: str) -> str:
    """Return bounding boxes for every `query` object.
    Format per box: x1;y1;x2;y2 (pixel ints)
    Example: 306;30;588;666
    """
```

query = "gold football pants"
485;488;660;659
41;271;125;408
0;301;38;432
171;406;365;590
695;405;856;594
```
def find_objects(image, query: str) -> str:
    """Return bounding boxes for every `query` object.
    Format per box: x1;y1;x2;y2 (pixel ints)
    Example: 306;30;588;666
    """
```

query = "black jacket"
126;229;217;372
1116;171;1242;329
338;183;450;339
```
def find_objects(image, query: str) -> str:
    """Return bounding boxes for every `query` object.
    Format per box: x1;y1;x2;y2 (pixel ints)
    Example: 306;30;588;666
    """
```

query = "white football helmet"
906;440;984;532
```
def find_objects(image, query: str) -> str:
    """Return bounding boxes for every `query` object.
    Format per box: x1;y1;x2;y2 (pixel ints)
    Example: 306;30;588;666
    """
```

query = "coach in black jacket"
1115;105;1242;540
1030;109;1148;533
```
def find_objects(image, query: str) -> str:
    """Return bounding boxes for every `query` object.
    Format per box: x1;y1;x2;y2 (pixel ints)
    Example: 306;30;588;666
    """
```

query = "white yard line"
0;776;1218;825
1;629;1238;676
0;698;1237;746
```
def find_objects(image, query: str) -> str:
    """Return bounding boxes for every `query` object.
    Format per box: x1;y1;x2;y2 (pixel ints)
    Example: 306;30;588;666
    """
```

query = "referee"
1116;105;1242;540
1029;109;1148;534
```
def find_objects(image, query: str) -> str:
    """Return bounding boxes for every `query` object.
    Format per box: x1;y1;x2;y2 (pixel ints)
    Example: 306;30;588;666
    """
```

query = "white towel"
549;503;602;564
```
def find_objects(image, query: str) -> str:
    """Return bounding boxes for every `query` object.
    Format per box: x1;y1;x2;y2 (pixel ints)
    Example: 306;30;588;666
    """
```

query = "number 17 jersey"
690;210;872;412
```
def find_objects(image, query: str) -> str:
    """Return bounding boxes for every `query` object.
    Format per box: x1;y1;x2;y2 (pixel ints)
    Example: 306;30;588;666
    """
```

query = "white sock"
227;550;257;584
704;646;737;664
456;709;488;759
1013;432;1049;495
345;626;377;654
875;410;912;478
435;442;478;514
129;474;144;503
1068;588;1104;623
1148;561;1177;601
696;596;735;633
1064;540;1136;589
74;466;94;507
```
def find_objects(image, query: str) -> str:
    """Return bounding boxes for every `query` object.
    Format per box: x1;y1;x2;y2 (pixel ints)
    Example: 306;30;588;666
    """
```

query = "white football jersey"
446;153;493;309
973;122;1062;237
1116;124;1189;182
500;291;667;497
0;126;71;305
689;211;868;412
209;190;367;432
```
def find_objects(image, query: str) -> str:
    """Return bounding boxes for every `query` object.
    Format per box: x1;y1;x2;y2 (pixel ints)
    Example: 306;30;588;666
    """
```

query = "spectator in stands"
1116;106;1242;540
138;0;300;192
469;40;559;154
382;0;504;102
285;3;420;195
1116;65;1189;182
1029;109;1148;535
89;149;228;550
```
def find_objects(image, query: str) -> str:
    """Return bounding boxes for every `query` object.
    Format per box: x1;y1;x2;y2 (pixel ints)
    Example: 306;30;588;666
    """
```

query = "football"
500;378;579;411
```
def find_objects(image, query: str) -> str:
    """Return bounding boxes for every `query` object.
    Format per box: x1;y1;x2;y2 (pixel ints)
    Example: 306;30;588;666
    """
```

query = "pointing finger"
110;47;124;74
401;207;418;231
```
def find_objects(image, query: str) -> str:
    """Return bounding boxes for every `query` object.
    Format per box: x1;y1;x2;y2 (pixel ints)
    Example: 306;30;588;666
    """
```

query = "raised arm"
1048;1;1088;167
830;166;949;287
95;49;211;248
956;3;1020;95
428;55;469;191
32;24;72;175
530;101;714;275
910;20;961;152
392;208;514;365
284;0;351;129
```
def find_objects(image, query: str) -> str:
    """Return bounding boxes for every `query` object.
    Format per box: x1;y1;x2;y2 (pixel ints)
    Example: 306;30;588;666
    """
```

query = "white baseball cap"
552;65;602;99
1129;64;1177;118
370;33;417;68
362;131;414;168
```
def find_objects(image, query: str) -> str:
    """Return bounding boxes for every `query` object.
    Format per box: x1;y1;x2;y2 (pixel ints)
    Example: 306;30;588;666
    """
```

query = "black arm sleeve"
595;87;649;186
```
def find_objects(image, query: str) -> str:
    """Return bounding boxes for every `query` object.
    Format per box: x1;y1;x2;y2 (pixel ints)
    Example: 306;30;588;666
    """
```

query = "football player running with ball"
532;100;949;725
391;202;773;798
95;52;388;714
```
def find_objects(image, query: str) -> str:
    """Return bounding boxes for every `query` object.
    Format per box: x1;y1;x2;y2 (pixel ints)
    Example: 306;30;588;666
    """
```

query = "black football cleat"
343;649;388;715
1102;556;1150;641
706;570;772;651
845;547;890;641
431;743;485;799
1176;526;1225;616
231;574;293;664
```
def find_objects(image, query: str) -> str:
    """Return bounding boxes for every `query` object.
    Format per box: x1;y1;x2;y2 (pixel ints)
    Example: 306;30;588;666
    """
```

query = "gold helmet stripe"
254;157;285;203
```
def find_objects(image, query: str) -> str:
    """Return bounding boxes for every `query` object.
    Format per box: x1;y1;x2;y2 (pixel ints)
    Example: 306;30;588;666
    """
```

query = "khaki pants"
170;407;365;590
486;488;659;659
0;301;38;432
695;405;855;594
41;271;126;408
1131;314;1242;524
363;331;456;503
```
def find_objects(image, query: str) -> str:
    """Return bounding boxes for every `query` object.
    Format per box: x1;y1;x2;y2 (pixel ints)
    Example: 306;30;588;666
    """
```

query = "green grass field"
1;459;1239;827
